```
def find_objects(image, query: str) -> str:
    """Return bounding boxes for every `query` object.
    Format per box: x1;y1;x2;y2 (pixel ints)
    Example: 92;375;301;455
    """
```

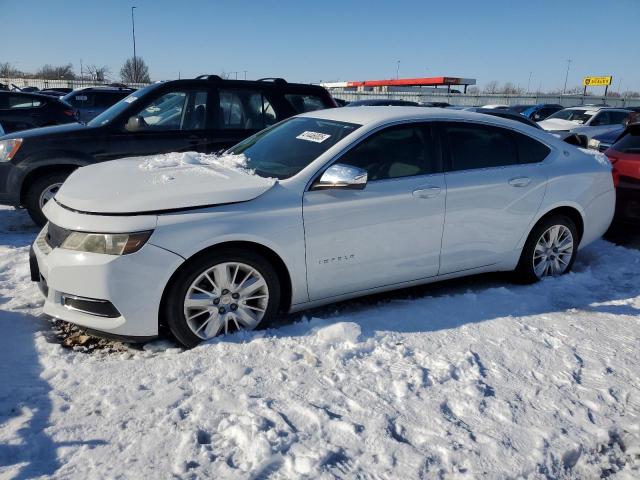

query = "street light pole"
396;60;400;80
562;59;571;95
131;6;137;83
527;71;532;93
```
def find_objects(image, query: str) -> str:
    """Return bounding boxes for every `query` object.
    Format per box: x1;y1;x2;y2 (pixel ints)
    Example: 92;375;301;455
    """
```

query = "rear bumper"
615;180;640;222
31;226;184;337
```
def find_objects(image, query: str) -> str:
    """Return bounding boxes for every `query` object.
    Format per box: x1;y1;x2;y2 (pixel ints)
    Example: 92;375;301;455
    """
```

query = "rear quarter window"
512;131;551;164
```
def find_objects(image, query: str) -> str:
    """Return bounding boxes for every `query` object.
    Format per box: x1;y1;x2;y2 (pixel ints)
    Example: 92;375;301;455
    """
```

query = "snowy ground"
1;205;639;479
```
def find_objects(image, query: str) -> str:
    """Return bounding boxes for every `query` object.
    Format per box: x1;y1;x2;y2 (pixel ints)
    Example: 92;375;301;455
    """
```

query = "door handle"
508;176;531;187
412;186;441;198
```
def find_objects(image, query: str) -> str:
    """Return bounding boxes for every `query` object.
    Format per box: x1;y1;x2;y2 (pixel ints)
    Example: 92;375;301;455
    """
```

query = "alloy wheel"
38;182;63;209
532;224;574;278
183;262;269;339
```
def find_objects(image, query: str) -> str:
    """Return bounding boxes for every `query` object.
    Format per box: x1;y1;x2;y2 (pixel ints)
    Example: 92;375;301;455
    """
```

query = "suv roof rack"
196;75;224;81
257;78;287;84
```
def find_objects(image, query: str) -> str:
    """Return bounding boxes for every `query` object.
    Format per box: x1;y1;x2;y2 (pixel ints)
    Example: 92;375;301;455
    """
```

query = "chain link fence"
0;77;151;91
329;90;640;108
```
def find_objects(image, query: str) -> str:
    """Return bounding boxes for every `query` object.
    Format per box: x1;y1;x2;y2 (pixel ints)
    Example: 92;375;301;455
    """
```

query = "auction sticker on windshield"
124;96;138;103
296;131;331;143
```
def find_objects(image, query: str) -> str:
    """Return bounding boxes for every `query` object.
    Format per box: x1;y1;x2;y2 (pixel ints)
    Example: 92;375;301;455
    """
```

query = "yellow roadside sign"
583;76;612;87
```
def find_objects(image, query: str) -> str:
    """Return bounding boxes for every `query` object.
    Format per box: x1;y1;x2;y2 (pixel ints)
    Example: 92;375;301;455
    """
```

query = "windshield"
228;117;360;179
546;109;594;124
87;84;155;127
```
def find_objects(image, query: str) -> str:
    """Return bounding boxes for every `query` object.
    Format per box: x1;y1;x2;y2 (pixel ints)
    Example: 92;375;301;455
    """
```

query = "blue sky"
1;0;638;91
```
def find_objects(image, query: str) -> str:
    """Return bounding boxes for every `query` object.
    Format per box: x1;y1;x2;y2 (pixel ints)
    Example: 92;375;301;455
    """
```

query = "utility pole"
131;6;137;83
526;71;532;93
562;59;571;95
396;60;400;80
80;59;83;86
243;70;247;80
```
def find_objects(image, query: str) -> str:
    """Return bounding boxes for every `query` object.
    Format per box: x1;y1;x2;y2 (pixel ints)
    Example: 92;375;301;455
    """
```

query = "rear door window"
511;131;551;164
285;93;329;113
218;89;276;130
444;123;519;171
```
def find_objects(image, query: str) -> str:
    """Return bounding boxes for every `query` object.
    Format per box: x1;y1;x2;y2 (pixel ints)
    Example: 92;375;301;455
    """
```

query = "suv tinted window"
95;91;130;108
129;90;208;131
613;127;640;154
219;89;275;130
610;111;631;125
445;124;518;171
285;93;328;113
339;124;437;181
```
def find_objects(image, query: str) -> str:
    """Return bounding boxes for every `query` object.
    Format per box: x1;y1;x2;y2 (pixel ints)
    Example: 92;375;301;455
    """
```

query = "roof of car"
69;86;135;93
299;106;539;130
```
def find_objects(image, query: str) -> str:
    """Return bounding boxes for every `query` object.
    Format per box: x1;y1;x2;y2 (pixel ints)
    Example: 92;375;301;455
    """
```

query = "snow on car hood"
538;118;583;131
55;152;277;214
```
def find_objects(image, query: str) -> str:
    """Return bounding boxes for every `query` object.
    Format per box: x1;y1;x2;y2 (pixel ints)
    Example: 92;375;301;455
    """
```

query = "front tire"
163;248;281;348
514;215;578;284
24;172;70;226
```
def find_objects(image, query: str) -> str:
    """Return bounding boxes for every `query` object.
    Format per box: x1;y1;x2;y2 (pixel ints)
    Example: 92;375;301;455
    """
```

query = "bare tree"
85;64;111;82
499;82;523;95
622;91;640;98
467;86;479;95
0;62;23;77
483;80;499;94
35;63;75;80
120;57;151;84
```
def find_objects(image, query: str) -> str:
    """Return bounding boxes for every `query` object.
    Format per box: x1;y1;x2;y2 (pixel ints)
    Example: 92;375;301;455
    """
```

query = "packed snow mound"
314;321;362;346
138;151;270;179
579;147;611;167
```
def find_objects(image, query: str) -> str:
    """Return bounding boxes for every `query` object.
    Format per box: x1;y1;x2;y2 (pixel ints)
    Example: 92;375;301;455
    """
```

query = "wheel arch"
159;240;294;325
521;204;585;249
19;160;88;204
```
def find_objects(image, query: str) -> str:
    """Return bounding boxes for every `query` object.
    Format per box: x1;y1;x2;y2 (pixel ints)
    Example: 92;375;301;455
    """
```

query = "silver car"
31;107;615;347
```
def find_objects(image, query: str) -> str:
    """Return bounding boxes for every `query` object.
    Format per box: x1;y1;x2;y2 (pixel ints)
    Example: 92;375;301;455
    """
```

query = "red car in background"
605;122;640;222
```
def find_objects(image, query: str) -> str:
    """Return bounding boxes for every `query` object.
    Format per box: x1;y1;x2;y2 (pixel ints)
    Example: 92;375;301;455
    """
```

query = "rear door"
438;122;550;274
99;87;213;161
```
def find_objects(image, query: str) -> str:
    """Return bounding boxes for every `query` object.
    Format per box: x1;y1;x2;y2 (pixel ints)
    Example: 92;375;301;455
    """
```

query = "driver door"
303;123;446;301
99;88;212;161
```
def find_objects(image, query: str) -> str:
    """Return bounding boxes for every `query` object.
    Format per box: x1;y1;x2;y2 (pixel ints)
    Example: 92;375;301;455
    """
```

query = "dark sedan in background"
0;91;77;133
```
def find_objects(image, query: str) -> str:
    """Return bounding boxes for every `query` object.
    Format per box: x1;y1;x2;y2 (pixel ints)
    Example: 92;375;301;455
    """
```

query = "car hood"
0;122;89;140
55;152;277;214
538;118;582;131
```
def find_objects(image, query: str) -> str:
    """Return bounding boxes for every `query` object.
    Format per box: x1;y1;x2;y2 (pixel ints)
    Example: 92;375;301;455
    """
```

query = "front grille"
45;222;71;249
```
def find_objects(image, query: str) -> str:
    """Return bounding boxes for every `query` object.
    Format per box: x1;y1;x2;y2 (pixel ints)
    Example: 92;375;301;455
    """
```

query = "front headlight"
0;139;23;162
61;231;153;255
588;138;601;150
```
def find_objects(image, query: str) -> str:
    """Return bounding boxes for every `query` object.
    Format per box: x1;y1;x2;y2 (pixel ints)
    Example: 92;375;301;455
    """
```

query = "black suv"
0;76;336;225
0;91;77;133
62;86;136;123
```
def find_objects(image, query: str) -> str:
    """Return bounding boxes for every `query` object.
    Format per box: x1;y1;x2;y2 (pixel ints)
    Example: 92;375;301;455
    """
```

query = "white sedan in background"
539;106;631;142
31;107;615;347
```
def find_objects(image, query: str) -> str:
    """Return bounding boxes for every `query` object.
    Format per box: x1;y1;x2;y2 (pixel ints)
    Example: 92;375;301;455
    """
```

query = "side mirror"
312;164;368;190
125;115;145;132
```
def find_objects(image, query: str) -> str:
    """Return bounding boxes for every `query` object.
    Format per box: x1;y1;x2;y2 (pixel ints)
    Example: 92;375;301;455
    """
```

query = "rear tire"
24;171;71;226
513;215;578;284
163;248;281;348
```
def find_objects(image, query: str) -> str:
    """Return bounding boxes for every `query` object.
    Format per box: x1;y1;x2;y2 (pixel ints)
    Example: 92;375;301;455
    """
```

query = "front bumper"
0;163;21;206
31;226;184;338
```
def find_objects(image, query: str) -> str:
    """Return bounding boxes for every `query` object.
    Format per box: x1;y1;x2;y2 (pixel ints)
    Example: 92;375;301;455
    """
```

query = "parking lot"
1;204;639;478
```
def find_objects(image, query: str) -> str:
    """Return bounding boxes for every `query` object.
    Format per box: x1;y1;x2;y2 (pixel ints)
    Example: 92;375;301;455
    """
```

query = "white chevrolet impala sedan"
31;107;615;347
